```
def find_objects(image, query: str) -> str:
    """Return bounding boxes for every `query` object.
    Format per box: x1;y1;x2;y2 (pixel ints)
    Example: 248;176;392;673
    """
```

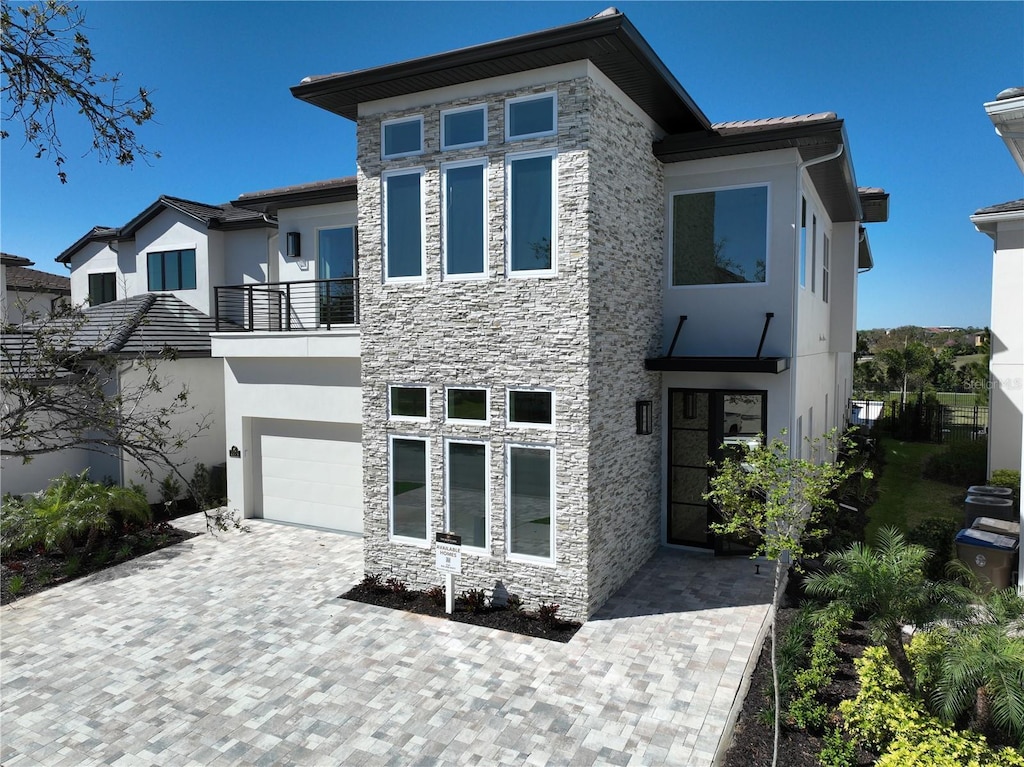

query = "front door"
667;389;766;552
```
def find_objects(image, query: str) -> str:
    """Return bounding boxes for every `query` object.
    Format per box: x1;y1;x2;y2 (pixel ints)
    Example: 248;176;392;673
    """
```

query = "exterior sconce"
635;400;653;435
229;446;241;458
286;231;301;258
683;392;696;420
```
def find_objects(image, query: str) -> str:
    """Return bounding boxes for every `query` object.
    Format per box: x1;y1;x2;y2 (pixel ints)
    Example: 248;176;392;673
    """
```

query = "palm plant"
1;471;150;556
803;526;969;696
933;588;1024;746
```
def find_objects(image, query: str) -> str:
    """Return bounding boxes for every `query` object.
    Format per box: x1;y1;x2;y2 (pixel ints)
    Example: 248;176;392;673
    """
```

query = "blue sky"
2;1;1021;329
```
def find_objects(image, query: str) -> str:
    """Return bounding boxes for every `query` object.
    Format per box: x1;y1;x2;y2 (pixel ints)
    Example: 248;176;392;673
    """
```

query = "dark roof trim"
56;226;118;264
291;10;710;134
234;177;358;215
973;198;1024;217
644;356;790;374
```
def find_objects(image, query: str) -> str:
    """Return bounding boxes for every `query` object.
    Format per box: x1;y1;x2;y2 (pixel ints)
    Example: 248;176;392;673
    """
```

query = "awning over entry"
645;312;790;374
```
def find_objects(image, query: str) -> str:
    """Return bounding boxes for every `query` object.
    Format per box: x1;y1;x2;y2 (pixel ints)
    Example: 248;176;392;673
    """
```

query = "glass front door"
667;389;766;552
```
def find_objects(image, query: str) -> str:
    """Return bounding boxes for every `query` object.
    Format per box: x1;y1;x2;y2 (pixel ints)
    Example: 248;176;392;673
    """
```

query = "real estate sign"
436;532;462;575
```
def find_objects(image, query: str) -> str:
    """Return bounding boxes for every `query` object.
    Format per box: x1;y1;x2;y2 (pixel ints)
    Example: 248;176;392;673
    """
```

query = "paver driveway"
1;514;774;766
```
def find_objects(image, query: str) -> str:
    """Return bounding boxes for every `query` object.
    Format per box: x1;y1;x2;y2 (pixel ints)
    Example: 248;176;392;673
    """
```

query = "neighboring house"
208;9;887;621
970;85;1023;589
1;294;226;500
1;253;70;325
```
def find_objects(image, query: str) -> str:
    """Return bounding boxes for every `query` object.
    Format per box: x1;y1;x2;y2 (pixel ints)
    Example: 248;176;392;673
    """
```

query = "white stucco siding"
132;210;210;314
0;446;90;496
829;221;860;355
661;151;799;359
117;357;227;503
794;180;836;358
69;242;128;306
275;201;359;285
3;290;61;325
987;216;1024;474
222;227;275;286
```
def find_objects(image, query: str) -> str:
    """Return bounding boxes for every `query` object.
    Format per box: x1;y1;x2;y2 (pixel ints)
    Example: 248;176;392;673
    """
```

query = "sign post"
435;532;462;614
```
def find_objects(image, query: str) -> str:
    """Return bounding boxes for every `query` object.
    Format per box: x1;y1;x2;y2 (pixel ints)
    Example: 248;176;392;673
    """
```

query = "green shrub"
841;643;1024;766
906;518;959;582
922;439;987;487
788;603;853;731
989;469;1020;498
819;723;857;767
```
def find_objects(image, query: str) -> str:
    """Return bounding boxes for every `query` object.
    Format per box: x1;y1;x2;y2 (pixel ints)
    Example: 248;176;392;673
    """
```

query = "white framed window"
446;387;488;424
441;104;487;150
670;183;768;287
389;384;428;421
445;439;489;552
505;92;557;141
799;197;807;288
382;168;425;282
822;234;830;303
389;435;430;544
507;389;554;428
506;149;557;276
381;115;423;159
810;214;818;293
441;159;487;279
507;444;555;563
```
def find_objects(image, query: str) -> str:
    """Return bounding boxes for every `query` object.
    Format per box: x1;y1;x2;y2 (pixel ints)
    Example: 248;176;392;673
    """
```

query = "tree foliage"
1;0;157;182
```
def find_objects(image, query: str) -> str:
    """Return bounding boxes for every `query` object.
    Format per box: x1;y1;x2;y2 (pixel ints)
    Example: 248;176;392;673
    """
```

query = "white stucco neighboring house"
202;9;887;620
971;85;1024;590
1;253;70;325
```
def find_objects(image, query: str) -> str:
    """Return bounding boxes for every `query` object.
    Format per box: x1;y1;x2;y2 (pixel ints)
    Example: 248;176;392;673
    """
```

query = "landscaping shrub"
989;469;1020;499
906;517;960;582
787;603;853;731
922;438;987;487
841;644;1024;766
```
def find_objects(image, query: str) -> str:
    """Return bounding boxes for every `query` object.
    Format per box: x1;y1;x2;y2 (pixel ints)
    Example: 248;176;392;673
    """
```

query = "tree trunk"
886;636;916;696
975;685;992;735
771;558;782;767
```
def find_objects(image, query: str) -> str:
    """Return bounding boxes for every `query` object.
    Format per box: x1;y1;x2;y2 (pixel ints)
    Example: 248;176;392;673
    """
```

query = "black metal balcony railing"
214;278;358;332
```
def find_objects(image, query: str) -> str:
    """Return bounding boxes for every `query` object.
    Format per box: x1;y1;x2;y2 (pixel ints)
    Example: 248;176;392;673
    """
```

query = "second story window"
381;115;423;159
508;151;556;275
670;185;768;286
441;105;487;150
147;249;196;291
505;92;556;141
88;272;116;305
383;169;424;281
443;160;487;278
822;234;830;303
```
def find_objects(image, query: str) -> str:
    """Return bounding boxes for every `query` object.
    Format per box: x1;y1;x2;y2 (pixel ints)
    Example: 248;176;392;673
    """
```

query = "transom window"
507;151;556;275
383;169;424;281
147;249;196;291
507;445;554;562
447;387;488;422
446;440;488;550
389;385;428;420
441;105;487;150
390;436;428;542
671;186;768;286
381;116;423;159
505;92;556;141
442;160;487;278
508;389;553;426
88;272;116;305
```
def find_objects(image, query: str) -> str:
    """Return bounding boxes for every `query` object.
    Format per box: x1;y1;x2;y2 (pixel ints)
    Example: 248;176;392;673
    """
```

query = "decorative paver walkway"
1;515;774;766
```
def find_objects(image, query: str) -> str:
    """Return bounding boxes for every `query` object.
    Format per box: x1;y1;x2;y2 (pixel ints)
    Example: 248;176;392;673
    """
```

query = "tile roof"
1;253;33;267
974;198;1024;216
712;113;838;135
234;176;358;214
4;265;71;294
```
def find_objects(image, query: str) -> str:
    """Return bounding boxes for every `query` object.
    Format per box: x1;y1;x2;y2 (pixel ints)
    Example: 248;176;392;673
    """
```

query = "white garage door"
259;426;362;534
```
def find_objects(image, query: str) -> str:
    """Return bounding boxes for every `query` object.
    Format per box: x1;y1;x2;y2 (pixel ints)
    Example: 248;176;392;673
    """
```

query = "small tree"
704;428;862;767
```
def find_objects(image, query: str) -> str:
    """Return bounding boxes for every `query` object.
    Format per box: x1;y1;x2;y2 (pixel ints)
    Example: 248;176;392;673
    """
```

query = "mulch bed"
1;521;200;605
722;606;876;767
341;583;582;643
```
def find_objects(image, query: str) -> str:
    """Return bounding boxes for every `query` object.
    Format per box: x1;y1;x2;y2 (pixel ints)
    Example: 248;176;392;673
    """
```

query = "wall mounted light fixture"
286;232;301;258
635;400;653;435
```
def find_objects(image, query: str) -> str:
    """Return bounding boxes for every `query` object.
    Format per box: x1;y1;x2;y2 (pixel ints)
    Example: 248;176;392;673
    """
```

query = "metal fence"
214;278;358;332
883;400;988;443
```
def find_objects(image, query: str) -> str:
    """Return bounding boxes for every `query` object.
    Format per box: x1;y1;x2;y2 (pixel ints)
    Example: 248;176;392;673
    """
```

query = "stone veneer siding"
356;74;662;621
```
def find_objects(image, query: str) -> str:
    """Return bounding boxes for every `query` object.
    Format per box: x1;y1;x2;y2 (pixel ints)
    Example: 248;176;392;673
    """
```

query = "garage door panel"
258;428;362;534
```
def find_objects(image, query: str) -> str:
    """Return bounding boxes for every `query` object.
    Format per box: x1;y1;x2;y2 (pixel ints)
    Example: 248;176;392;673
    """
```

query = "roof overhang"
234;177;358;215
56;227;119;264
290;10;710;134
644;356;790;374
985;88;1024;173
858;227;874;270
656;118;888;225
971;200;1024;240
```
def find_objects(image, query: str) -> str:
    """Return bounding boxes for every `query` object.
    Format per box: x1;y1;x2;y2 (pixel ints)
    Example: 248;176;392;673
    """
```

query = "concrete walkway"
1;515;774;766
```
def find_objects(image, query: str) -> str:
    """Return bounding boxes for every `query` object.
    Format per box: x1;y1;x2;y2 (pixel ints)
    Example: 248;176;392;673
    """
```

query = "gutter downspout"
791;144;845;456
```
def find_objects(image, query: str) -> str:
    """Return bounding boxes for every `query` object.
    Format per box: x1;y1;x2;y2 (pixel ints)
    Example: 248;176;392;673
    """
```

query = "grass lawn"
865;437;965;541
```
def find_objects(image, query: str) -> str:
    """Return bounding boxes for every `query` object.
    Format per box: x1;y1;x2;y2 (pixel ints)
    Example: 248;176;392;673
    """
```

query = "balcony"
214;278;358;332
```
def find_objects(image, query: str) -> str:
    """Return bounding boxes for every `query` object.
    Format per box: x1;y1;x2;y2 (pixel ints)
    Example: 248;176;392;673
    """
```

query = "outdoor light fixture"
286;231;301;258
683;392;696;420
635;400;653;435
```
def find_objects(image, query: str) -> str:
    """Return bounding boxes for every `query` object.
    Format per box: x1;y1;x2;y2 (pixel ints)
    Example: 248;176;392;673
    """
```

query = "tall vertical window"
442;160;486;277
318;227;356;325
441;105;487;150
147;249;196;291
822;234;830;303
508;151;555;275
799;197;807;288
505;92;556;140
88;272;116;305
390;436;428;542
508;445;554;561
671;186;768;286
446;441;488;549
383;170;424;281
810;214;818;293
381;116;423;159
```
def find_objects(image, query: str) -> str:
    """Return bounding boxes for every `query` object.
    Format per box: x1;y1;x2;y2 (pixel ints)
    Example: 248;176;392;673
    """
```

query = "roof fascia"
233;185;358;215
56;228;119;264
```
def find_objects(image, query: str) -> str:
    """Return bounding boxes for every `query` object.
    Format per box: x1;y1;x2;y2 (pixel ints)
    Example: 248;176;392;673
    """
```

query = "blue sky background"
2;1;1021;329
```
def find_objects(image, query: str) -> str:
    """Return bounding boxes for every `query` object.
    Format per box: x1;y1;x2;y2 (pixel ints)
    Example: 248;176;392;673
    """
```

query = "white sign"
436;532;462;575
